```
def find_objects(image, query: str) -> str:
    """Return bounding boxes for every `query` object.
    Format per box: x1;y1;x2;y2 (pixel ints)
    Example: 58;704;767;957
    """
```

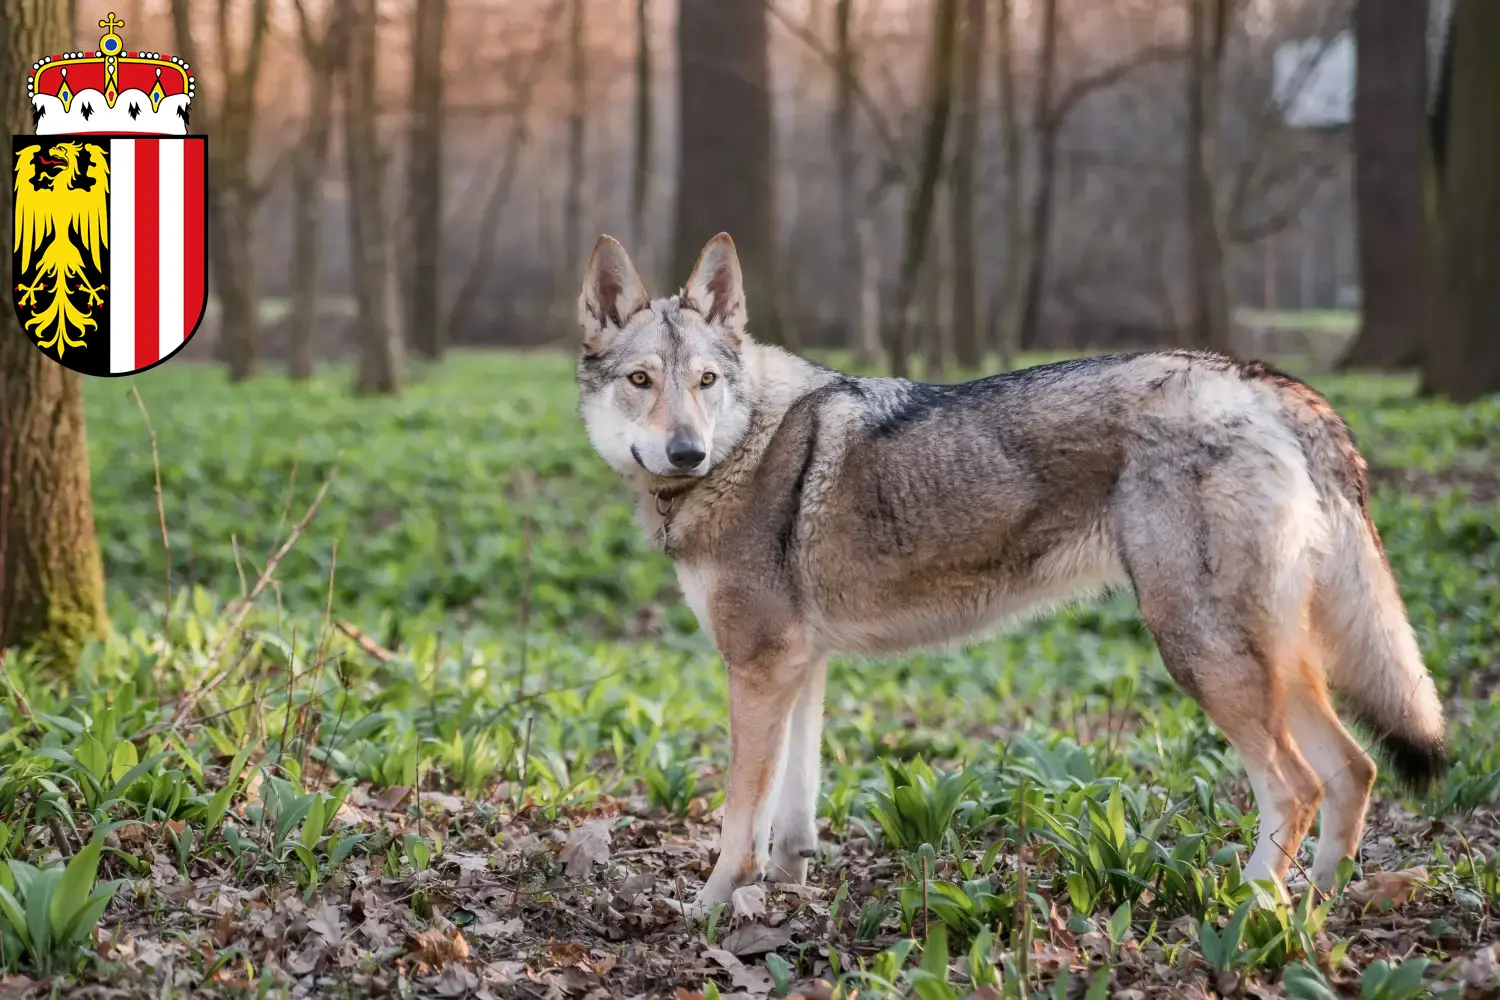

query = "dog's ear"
579;235;649;353
682;233;746;342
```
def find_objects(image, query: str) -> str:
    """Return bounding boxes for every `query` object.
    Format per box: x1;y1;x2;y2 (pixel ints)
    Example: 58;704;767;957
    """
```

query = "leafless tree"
288;0;348;381
1342;0;1428;369
341;0;404;394
1184;0;1233;352
631;0;653;253
170;0;273;382
562;0;588;324
993;0;1023;367
1421;0;1500;400
447;0;569;339
674;0;788;345
407;0;448;360
889;0;960;378
949;0;988;368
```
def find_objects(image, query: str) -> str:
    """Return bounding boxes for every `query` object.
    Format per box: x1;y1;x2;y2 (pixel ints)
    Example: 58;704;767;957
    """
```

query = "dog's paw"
767;843;815;885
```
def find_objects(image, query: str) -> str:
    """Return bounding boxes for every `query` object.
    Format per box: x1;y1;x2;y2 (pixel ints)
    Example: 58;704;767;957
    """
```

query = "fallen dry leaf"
308;899;345;945
558;819;612;878
704;948;743;970
732;963;774;997
547;939;592;968
371;785;412;811
1348;866;1429;909
409;927;471;969
791;980;836;1000
731;884;767;920
473;916;524;938
719;922;791;957
423;963;480;997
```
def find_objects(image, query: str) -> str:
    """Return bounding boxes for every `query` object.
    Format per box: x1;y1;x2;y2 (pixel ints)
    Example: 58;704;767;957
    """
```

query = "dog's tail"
1248;362;1449;791
1311;465;1448;793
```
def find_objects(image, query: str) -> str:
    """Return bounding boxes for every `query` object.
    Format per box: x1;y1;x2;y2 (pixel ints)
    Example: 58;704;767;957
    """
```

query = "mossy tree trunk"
0;0;109;663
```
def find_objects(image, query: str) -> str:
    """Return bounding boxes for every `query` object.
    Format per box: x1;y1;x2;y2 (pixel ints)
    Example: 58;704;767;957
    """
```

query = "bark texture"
0;0;109;663
1420;0;1500;401
672;0;787;345
1184;0;1233;353
888;0;960;377
342;0;404;395
949;0;988;369
406;0;447;360
289;0;348;381
1342;0;1428;370
170;0;271;382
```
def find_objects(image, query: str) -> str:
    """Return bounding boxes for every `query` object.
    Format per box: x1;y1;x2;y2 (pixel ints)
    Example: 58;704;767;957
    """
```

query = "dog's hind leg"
1115;468;1323;893
697;650;810;909
768;657;827;884
1284;655;1376;891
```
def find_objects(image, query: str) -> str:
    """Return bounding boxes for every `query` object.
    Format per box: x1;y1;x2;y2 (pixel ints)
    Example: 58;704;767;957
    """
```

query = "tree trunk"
673;0;788;346
1184;0;1233;353
833;0;871;363
949;0;987;369
1420;0;1500;400
289;0;347;381
343;0;404;395
994;0;1023;368
631;0;653;255
888;0;960;378
563;0;587;296
926;189;955;378
0;0;108;664
1340;0;1428;370
1016;0;1058;352
406;0;447;360
856;213;883;367
171;0;271;382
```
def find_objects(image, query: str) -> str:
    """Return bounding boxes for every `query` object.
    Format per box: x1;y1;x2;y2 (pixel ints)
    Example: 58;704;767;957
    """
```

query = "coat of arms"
11;12;207;376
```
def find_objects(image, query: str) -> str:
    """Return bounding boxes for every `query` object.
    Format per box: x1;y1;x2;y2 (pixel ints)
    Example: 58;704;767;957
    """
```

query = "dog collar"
650;480;698;516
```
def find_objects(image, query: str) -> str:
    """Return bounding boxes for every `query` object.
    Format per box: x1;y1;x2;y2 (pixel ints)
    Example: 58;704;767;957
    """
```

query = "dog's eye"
628;372;651;388
700;372;718;387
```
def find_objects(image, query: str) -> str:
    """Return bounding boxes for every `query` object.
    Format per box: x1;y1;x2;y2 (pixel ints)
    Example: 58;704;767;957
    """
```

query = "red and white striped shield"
11;134;208;377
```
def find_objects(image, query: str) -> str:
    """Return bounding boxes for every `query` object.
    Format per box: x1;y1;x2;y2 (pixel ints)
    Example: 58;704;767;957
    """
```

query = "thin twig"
0;650;36;729
511;473;536;814
765;0;910;181
335;619;394;663
169;461;340;726
46;814;74;859
129;387;172;630
1015;778;1030;989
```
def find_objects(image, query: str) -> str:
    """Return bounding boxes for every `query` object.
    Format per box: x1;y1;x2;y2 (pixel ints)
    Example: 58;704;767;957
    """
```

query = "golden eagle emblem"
13;141;110;356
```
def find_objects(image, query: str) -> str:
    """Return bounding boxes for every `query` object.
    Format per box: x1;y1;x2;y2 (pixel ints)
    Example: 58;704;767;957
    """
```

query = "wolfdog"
576;232;1448;910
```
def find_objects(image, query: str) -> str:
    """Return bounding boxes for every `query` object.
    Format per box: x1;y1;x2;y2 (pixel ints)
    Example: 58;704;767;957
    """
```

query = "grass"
0;350;1495;997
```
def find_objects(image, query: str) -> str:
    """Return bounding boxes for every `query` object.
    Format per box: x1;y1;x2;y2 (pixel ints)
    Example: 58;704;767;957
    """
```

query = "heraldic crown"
28;13;194;136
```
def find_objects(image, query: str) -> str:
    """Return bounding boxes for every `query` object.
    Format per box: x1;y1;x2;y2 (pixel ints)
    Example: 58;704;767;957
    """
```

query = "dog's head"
576;233;752;485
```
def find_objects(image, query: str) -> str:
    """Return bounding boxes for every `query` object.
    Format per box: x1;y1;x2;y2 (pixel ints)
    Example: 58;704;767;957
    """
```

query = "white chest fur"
674;563;718;642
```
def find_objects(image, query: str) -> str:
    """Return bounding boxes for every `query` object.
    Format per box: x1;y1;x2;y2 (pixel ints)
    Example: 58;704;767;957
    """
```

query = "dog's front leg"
768;657;827;884
697;654;808;909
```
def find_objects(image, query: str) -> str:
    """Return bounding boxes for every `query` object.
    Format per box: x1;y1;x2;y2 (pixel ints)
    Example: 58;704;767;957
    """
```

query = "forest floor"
0;353;1497;999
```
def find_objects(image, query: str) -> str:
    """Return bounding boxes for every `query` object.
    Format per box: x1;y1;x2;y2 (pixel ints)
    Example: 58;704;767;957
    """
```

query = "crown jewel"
27;12;195;135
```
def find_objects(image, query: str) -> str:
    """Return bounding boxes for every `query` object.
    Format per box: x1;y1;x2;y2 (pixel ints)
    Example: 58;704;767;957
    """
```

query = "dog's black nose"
666;436;706;469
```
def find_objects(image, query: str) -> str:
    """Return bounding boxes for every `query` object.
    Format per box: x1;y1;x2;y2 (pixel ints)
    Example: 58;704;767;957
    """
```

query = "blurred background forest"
37;0;1488;396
